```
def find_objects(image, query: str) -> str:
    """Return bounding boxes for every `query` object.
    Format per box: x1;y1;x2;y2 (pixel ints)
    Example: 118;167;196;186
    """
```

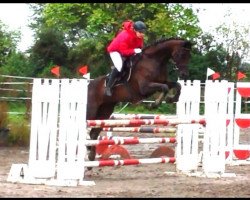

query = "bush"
0;101;30;146
7;121;30;147
0;102;8;128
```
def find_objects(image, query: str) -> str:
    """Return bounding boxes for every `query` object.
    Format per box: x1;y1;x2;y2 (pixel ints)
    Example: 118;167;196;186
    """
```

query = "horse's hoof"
84;169;93;177
146;103;157;110
87;166;93;171
165;97;177;103
165;93;180;103
165;99;173;103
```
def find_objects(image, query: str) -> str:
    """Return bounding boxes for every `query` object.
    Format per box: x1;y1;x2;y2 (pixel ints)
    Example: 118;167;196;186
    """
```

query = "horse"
86;37;193;166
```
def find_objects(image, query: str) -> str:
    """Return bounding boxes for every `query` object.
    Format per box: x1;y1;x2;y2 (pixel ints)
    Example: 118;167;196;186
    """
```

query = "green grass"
114;102;177;114
1;101;30;146
7;101;29;113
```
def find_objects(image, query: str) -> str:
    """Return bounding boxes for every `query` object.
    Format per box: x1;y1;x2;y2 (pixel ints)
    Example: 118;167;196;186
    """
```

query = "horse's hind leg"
88;127;102;162
87;104;116;170
147;82;181;108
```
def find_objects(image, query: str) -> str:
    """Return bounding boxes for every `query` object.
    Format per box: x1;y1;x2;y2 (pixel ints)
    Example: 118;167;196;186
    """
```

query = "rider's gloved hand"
134;48;142;54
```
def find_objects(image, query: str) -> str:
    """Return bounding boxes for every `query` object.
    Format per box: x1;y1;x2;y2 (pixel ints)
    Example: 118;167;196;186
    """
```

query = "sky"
0;3;34;52
186;3;250;31
1;3;250;53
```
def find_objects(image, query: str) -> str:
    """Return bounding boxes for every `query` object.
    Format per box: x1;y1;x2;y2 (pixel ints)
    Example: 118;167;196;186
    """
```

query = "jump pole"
7;78;235;186
7;77;202;186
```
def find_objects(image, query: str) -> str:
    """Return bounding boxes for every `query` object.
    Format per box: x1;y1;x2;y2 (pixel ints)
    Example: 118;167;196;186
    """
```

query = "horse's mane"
143;37;191;51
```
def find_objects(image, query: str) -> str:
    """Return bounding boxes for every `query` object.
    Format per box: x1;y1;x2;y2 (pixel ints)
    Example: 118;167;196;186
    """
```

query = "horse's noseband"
172;63;178;71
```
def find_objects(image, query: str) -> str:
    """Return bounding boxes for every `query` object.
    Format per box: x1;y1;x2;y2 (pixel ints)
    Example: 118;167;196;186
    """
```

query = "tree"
0;52;34;77
185;32;229;81
28;27;69;77
29;3;201;78
215;10;250;81
0;21;20;67
39;3;201;44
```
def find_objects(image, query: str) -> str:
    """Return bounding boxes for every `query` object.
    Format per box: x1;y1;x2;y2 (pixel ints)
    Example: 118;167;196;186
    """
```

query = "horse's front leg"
164;81;182;103
139;82;169;96
139;82;169;109
148;91;167;109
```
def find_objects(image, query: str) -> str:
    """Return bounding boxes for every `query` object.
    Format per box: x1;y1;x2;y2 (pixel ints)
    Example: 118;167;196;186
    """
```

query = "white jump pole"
176;123;200;173
52;78;92;186
176;80;201;119
175;80;201;174
202;80;228;176
225;82;235;164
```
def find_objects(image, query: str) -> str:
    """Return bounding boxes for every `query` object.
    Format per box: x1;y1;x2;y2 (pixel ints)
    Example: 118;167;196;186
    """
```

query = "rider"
105;20;147;96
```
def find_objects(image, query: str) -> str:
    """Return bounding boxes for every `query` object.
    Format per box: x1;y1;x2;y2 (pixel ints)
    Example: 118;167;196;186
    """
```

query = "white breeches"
109;52;123;72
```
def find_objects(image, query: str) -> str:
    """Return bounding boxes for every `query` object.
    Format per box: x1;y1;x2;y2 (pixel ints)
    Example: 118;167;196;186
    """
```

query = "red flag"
237;71;247;81
51;66;60;77
78;65;88;75
212;72;220;80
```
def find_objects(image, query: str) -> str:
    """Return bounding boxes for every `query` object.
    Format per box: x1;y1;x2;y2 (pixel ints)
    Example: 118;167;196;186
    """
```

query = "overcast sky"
0;3;250;52
186;3;250;31
0;3;34;52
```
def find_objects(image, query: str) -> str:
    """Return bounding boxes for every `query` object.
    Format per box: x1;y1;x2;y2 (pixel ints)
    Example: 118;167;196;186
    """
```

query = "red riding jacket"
107;20;144;57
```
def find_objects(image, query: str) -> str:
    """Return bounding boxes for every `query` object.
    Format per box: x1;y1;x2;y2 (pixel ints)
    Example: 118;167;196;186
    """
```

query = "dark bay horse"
86;38;193;165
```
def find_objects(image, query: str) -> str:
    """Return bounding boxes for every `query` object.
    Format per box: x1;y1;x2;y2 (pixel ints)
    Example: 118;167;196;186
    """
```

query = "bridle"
170;47;191;71
170;59;178;71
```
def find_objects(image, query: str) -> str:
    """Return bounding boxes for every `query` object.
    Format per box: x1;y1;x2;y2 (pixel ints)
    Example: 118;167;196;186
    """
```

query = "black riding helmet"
133;21;147;33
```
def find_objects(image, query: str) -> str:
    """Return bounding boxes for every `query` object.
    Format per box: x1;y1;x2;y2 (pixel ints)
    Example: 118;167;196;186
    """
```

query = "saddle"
106;56;135;87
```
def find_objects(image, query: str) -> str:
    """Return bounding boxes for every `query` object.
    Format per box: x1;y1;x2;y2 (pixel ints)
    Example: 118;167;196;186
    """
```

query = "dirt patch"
1;129;250;197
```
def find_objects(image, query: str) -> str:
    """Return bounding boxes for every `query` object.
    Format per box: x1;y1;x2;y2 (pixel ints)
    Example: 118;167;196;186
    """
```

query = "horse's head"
171;40;192;80
142;38;193;81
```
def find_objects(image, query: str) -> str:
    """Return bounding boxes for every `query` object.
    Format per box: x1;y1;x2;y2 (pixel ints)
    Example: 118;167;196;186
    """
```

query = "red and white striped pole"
102;126;177;133
87;118;206;128
85;157;175;167
85;137;176;146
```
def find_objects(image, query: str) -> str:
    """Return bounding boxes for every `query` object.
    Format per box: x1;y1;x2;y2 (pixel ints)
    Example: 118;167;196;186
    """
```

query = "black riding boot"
105;68;119;96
